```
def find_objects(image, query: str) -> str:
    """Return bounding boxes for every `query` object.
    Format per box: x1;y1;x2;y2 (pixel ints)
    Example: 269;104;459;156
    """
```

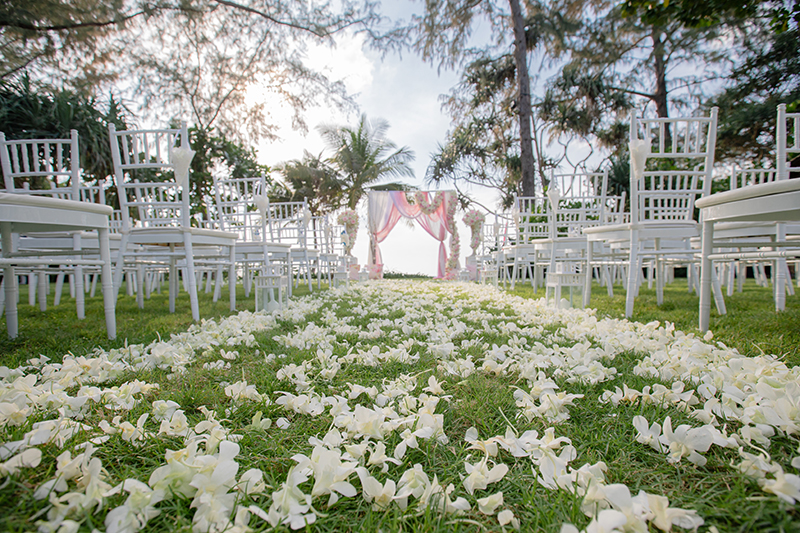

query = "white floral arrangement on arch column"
337;209;359;256
463;209;486;255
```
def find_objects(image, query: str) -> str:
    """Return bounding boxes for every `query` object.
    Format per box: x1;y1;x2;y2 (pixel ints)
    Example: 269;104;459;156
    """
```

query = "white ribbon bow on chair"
254;195;270;220
170;145;196;189
546;187;561;212
629;138;648;183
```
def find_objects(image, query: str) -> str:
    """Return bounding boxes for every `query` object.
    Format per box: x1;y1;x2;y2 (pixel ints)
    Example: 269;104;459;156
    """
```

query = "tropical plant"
318;114;415;209
188;125;272;221
0;74;128;188
275;151;344;215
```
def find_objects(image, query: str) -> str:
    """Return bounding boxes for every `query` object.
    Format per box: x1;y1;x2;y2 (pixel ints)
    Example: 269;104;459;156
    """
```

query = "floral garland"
337;209;359;256
462;209;485;254
413;191;445;215
443;192;460;276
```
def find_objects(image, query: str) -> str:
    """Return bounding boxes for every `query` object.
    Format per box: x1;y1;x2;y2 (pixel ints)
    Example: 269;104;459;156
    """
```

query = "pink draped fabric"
368;191;452;278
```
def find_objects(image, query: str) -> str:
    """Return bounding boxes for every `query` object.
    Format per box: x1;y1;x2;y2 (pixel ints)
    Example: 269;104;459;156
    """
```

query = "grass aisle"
1;280;799;532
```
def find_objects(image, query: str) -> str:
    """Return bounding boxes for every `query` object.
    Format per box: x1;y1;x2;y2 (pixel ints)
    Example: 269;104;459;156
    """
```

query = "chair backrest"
108;122;190;231
475;214;508;258
305;215;327;251
547;170;624;238
266;199;310;246
630;107;718;223
212;174;270;242
777;103;800;180
0;129;81;199
514;195;550;244
327;222;347;256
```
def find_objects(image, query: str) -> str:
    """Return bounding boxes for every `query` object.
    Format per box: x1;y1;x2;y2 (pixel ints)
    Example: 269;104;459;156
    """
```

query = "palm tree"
318;114;415;209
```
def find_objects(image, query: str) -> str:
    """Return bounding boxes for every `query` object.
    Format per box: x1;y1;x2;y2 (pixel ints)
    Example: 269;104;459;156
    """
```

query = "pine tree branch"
607;86;655;100
1;11;147;32
210;0;361;37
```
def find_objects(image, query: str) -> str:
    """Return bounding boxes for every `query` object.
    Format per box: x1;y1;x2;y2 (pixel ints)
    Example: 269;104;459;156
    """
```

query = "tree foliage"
412;0;567;197
416;1;581;201
620;0;798;31
275;151;343;215
1;1;405;143
709;26;800;164
188;125;272;219
540;0;731;158
426;54;522;209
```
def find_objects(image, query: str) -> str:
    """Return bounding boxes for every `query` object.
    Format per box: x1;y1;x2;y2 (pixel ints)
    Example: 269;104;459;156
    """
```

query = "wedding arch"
367;190;460;278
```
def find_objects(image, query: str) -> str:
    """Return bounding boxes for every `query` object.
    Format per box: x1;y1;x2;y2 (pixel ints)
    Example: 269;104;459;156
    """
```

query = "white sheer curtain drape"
367;191;453;277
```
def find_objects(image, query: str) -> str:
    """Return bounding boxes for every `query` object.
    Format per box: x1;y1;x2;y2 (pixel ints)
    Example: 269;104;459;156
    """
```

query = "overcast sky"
251;4;484;276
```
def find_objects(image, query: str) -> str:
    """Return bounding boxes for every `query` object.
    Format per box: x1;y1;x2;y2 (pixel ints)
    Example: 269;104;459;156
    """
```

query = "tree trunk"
508;0;537;197
651;28;672;148
652;29;669;119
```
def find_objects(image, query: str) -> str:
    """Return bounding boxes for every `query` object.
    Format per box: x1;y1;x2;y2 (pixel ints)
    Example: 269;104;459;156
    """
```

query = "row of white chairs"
1;123;350;337
481;104;800;320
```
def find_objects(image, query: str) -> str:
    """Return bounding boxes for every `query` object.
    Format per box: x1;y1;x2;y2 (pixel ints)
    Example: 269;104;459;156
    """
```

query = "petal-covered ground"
1;280;799;532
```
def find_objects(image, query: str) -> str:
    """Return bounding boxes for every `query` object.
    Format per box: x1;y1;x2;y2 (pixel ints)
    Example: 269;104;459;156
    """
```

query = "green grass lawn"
0;279;315;368
0;276;798;533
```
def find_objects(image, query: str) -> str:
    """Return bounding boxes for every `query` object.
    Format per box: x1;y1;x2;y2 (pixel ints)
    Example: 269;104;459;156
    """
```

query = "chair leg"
510;255;519;290
113;234;129;300
183;239;200;322
726;261;735;297
784;261;795;296
243;263;251;297
136;265;145;309
229;245;236;312
169;247;177;314
213;265;223;302
625;235;640;318
775;258;786;312
655;255;664;307
4;266;18;338
711;265;727;316
98;228;117;340
28;273;36;307
90;273;98;298
74;265;85;319
206;269;215;294
584;243;593;306
54;272;64;307
699;220;714;332
38;270;47;311
141;267;150;300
